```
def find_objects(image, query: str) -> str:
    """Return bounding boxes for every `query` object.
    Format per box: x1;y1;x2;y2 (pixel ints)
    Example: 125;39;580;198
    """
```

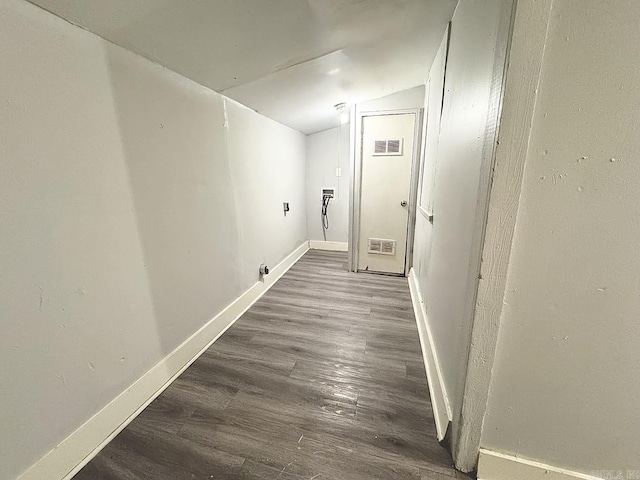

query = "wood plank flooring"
73;250;467;480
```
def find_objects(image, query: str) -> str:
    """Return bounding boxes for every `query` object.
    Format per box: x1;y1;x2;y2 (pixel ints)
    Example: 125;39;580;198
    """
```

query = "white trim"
347;104;357;272
18;242;309;480
348;106;364;272
404;109;425;276
308;240;348;252
478;449;603;480
418;205;434;223
408;268;452;441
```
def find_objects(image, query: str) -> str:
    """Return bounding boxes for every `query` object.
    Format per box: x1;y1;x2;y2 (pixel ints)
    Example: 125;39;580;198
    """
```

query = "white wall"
410;0;514;454
482;0;640;473
356;85;425;115
0;1;306;478
413;30;448;302
306;125;350;242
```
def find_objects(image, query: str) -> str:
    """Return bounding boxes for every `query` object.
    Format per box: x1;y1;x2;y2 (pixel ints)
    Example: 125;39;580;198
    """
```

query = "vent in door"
372;138;403;156
367;238;396;256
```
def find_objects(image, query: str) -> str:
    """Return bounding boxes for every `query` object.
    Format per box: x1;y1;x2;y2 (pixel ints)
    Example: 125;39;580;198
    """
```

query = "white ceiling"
27;0;457;134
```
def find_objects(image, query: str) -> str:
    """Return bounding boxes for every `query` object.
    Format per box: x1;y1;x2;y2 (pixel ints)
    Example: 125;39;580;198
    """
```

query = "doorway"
352;111;421;275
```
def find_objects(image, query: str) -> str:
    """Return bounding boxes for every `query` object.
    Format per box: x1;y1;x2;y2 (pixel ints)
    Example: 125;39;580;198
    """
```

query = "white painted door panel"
358;113;416;274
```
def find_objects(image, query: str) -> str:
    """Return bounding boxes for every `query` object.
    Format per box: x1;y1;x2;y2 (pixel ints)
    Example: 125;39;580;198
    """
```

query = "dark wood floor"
74;250;466;480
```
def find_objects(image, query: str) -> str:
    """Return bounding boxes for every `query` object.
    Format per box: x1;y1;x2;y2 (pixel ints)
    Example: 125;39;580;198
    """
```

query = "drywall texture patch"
0;1;306;478
482;0;640;473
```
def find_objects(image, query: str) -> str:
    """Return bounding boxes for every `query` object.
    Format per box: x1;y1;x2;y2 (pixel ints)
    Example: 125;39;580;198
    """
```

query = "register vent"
367;238;396;256
372;138;403;156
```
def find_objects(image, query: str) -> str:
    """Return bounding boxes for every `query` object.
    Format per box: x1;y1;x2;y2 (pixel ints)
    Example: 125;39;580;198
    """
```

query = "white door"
358;113;416;275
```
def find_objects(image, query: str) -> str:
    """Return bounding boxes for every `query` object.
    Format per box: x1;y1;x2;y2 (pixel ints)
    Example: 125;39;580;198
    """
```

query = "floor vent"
368;238;396;256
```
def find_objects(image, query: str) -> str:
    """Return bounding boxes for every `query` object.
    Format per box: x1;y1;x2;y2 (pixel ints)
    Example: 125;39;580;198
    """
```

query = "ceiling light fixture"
334;102;349;125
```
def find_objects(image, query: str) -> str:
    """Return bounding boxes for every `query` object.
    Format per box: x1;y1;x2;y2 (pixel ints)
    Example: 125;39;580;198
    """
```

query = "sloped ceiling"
27;0;457;134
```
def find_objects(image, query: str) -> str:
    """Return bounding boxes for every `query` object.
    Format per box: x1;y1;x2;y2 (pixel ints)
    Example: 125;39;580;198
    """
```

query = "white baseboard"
408;268;452;441
478;449;603;480
308;240;348;252
18;242;310;480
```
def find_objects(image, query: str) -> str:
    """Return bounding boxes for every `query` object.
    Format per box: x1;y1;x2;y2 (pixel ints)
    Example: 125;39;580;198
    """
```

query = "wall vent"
367;238;396;256
372;138;403;156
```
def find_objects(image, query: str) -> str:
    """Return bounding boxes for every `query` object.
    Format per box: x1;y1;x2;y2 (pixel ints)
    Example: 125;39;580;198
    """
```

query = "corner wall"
306;125;350;243
410;0;514;464
0;1;307;478
480;0;640;476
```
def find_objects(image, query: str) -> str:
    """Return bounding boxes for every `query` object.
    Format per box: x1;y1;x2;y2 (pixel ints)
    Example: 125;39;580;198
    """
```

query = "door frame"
452;0;553;471
348;108;424;275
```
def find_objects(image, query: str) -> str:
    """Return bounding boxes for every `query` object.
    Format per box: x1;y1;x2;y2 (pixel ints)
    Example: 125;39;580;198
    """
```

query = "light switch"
335;167;342;177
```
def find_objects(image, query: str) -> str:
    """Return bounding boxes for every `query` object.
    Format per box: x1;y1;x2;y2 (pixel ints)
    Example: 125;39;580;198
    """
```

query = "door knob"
400;200;408;207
